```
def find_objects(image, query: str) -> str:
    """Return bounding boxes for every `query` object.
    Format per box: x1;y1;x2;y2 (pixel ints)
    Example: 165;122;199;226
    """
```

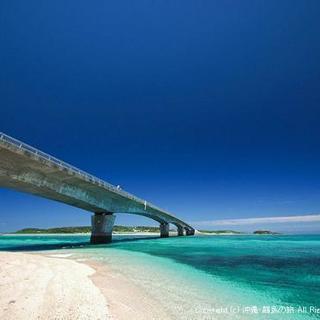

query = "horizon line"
191;213;320;226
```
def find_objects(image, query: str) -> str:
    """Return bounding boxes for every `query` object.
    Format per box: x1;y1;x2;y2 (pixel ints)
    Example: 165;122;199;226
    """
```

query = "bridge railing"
0;132;194;227
0;132;146;204
0;132;194;226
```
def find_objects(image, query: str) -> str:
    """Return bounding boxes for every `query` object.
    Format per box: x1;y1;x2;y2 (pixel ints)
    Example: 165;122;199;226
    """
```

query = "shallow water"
1;234;320;319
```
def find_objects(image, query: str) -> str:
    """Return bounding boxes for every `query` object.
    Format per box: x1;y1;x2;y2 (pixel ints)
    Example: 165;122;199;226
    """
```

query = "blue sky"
1;1;320;233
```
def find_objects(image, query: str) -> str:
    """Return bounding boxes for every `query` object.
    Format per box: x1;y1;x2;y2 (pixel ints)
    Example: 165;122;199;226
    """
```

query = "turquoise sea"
1;234;320;319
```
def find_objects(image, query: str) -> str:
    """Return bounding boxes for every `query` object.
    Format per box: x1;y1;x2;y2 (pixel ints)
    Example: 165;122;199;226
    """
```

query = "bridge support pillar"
177;226;184;236
160;222;169;238
185;228;195;236
90;212;115;244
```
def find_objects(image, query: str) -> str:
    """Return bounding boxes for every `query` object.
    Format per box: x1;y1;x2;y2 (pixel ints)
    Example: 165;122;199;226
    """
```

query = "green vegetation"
199;230;244;234
253;230;280;235
15;227;91;234
114;225;159;233
15;225;160;234
14;227;280;235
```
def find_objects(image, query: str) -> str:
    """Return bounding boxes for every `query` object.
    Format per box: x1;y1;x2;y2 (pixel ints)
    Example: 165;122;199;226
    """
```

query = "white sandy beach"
0;252;170;320
0;252;110;320
87;259;170;320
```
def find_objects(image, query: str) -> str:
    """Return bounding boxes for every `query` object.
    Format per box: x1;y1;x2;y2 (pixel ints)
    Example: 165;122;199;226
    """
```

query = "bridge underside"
0;136;195;244
90;212;195;244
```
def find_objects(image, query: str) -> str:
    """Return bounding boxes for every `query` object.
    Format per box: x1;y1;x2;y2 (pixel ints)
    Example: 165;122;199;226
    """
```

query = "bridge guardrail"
0;132;152;207
0;132;194;227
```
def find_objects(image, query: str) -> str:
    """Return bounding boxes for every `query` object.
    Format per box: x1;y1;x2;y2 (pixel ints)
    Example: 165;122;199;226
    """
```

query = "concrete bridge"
0;132;195;243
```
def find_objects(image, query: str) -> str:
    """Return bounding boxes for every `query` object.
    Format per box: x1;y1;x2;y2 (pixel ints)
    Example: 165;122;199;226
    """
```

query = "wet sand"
87;259;171;320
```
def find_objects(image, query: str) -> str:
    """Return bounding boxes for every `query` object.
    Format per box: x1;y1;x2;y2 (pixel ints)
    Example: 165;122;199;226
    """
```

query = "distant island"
14;226;160;234
253;230;280;235
11;227;280;235
14;227;245;235
198;230;244;235
199;230;281;235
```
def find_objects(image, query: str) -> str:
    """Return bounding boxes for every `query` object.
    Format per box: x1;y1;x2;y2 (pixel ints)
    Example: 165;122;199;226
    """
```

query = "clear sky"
1;1;320;233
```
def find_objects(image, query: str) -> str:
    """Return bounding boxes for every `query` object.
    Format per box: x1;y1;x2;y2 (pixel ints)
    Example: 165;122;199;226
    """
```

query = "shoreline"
0;251;111;320
86;259;171;320
1;231;256;236
0;251;171;320
1;234;318;319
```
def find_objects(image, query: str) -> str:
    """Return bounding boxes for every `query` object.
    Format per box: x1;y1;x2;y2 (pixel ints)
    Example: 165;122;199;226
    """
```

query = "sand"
0;252;171;320
0;252;110;320
87;260;171;320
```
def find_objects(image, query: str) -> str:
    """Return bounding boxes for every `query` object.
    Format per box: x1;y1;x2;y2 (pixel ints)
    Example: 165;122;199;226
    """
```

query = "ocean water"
1;234;320;319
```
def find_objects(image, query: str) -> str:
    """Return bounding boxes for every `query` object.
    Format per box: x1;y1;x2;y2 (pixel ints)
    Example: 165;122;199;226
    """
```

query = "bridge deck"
0;133;194;241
